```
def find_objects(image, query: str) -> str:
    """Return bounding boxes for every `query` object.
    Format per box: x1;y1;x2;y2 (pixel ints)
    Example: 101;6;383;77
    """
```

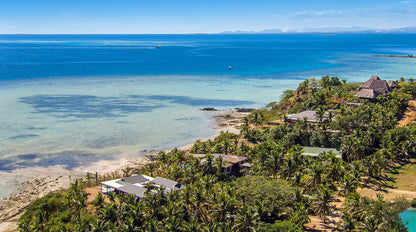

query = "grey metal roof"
151;177;177;188
287;110;319;123
150;177;186;191
115;175;150;185
117;183;147;198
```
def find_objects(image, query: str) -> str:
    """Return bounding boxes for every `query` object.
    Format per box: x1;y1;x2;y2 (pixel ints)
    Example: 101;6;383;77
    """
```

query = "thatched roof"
354;89;379;99
362;75;381;89
368;80;391;95
387;80;400;88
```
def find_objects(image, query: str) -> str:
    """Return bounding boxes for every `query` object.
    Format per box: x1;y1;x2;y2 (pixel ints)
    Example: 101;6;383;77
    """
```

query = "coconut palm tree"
289;202;310;228
313;184;333;223
361;215;381;232
232;206;259;232
307;162;323;189
339;214;356;232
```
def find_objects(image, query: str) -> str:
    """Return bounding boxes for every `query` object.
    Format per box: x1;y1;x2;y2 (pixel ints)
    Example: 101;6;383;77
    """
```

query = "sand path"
399;100;416;127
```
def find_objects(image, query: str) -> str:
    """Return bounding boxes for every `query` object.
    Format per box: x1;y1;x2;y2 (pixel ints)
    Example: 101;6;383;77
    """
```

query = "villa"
100;174;185;198
286;110;325;124
193;153;250;175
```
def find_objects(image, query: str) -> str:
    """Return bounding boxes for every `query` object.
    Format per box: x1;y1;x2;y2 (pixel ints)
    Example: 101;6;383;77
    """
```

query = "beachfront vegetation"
19;76;416;231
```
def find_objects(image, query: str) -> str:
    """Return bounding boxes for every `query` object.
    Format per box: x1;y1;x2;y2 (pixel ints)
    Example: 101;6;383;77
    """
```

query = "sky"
0;0;415;34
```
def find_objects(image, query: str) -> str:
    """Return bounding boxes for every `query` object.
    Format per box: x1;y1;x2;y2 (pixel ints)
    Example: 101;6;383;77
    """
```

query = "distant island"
219;26;416;34
374;54;416;58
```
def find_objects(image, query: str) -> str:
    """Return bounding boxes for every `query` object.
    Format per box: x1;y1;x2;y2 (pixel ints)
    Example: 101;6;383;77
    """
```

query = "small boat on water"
155;45;162;49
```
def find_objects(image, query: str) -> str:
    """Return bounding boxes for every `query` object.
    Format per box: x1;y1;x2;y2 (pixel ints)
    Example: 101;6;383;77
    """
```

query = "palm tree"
145;219;161;232
313;184;333;224
307;162;323;189
122;166;131;177
210;191;235;222
315;106;326;124
338;175;359;197
361;215;381;232
181;218;202;231
89;218;108;232
204;153;214;174
289;202;311;228
163;215;183;232
191;183;208;222
232;206;259;232
267;149;283;178
201;174;216;191
339;214;356;232
30;209;49;231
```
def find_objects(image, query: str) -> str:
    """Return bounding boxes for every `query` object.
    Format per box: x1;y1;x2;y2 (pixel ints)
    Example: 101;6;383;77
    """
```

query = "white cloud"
270;4;416;31
273;9;346;20
290;10;346;18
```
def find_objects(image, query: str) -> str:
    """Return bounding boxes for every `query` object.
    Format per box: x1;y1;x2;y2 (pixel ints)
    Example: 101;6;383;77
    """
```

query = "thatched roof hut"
355;76;394;99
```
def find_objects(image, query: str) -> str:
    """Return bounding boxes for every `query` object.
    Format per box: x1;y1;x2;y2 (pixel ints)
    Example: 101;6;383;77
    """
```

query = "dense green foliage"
20;76;416;231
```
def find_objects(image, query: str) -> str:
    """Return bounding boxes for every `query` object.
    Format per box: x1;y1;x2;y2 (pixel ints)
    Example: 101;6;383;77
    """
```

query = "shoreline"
0;109;248;231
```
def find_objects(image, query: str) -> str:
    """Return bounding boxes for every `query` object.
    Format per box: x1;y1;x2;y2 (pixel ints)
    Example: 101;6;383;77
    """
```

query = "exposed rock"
235;108;255;112
201;107;218;111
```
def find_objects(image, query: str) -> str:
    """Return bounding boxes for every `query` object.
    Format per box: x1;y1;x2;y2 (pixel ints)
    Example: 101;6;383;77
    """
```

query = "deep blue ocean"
1;34;415;80
0;34;415;201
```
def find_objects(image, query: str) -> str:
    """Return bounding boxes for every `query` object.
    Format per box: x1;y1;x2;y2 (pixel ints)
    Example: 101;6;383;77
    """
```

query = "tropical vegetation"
19;77;416;231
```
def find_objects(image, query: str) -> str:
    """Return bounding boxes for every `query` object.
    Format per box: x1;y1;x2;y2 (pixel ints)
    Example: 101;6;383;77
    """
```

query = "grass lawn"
386;159;416;192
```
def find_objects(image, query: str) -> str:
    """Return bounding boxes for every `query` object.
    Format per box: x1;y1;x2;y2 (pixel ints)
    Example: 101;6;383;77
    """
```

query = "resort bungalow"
100;174;185;198
355;76;399;100
193;153;249;175
286;110;336;125
287;110;323;124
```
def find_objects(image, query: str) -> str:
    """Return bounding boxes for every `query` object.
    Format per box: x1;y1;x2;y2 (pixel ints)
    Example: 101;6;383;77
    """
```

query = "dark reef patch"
20;95;165;118
175;117;200;121
17;154;39;160
10;134;39;139
0;151;113;171
20;94;254;119
131;95;255;107
25;126;47;130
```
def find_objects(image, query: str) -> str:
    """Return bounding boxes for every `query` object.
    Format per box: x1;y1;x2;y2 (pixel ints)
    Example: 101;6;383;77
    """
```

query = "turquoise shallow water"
401;209;416;231
0;34;416;198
